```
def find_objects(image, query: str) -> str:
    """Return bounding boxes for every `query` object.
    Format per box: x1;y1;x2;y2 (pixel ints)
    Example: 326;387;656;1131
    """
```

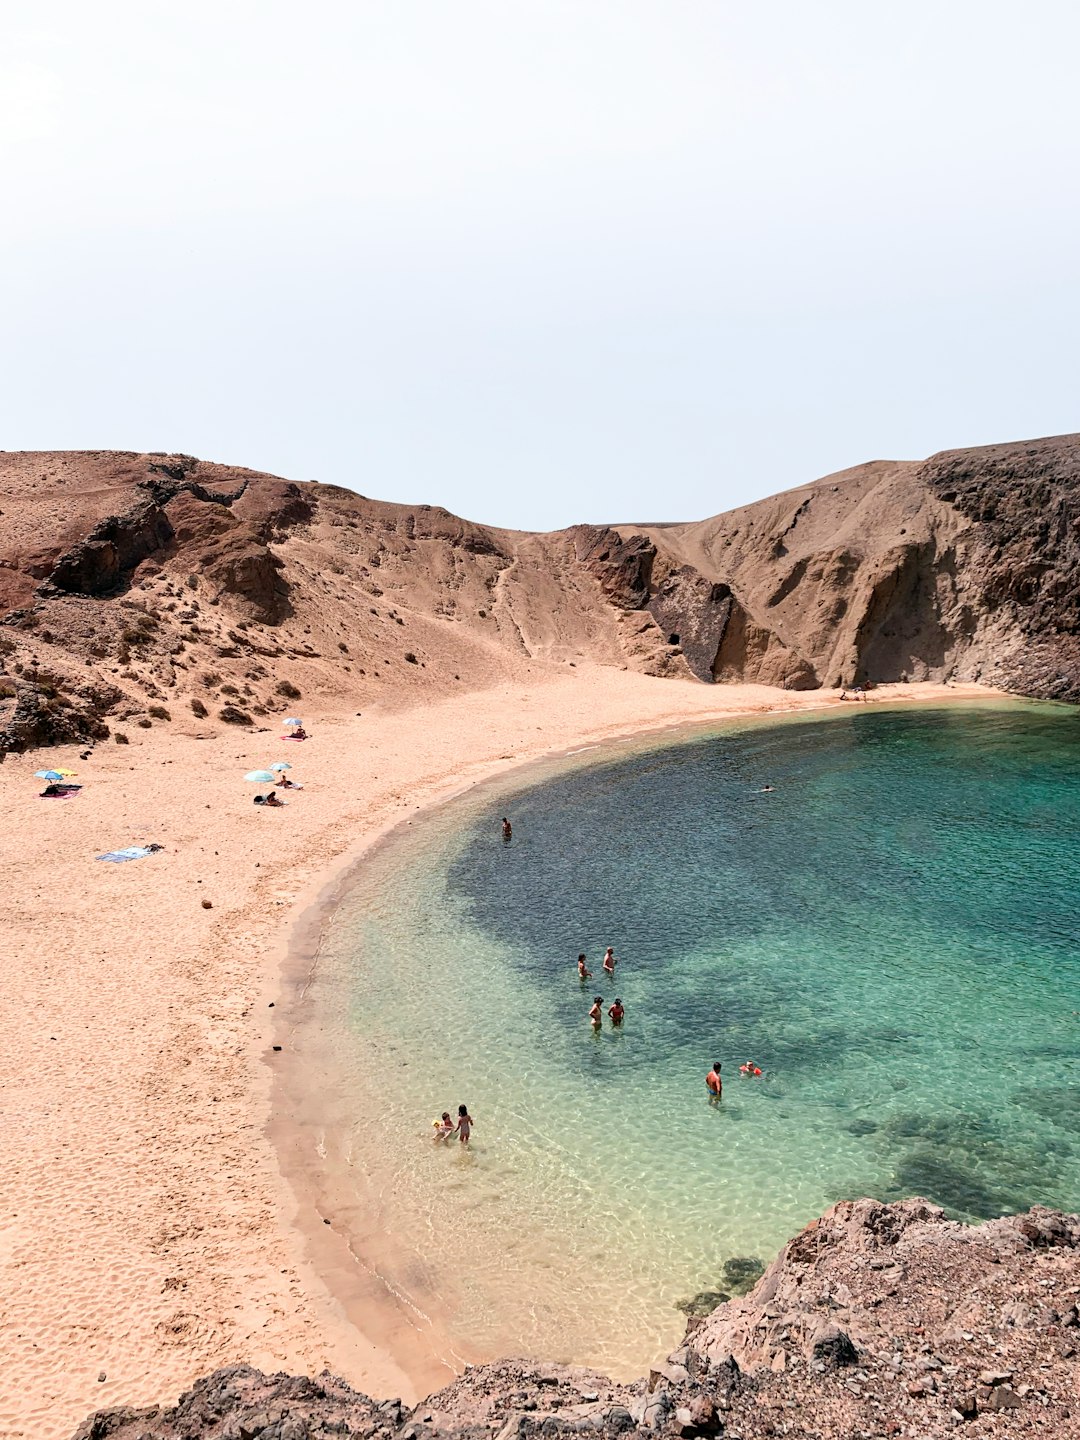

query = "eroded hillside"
1;435;1078;750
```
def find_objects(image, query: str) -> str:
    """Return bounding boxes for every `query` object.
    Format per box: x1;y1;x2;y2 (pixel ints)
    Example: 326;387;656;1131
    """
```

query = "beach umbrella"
244;770;276;783
56;768;77;777
270;762;292;771
283;717;302;727
35;770;64;782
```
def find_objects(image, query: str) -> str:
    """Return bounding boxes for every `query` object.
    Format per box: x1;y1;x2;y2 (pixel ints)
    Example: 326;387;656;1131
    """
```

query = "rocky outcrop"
46;498;175;597
73;1202;1079;1440
0;672;119;751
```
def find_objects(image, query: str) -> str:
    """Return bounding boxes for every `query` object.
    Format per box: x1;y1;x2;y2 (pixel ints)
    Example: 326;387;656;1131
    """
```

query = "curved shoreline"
0;671;1013;1438
266;678;1015;1403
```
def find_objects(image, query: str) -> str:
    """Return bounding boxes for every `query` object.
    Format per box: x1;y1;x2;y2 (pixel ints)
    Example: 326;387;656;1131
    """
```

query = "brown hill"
1;435;1078;750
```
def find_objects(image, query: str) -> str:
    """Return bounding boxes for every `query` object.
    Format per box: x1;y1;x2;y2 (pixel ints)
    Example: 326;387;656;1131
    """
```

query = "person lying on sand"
263;791;285;807
577;953;592;980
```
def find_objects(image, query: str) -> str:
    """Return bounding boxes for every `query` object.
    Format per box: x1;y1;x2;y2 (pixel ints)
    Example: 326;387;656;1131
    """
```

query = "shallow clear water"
297;703;1080;1376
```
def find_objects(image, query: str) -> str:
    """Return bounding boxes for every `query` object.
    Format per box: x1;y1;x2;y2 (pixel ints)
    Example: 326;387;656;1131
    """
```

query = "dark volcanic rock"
573;526;656;610
0;674;119;753
646;567;733;683
47;498;175;596
74;1204;1080;1440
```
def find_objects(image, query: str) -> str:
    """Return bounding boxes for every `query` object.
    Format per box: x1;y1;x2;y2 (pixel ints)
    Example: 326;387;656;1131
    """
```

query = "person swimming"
602;947;617;976
608;998;625;1025
739;1061;763;1076
454;1103;474;1145
577;953;592;980
706;1061;722;1100
589;995;603;1028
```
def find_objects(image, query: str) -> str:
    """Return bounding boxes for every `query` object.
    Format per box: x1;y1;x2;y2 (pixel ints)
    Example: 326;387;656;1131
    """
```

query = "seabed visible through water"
282;702;1080;1378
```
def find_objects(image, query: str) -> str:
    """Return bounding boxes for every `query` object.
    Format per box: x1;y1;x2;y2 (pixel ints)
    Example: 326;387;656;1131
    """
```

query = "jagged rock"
0;675;119;753
47;499;175;596
73;1205;1080;1440
572;526;655;610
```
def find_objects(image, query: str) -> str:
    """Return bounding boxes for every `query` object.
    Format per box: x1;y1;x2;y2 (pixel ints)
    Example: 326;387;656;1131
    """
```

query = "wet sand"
0;670;1000;1438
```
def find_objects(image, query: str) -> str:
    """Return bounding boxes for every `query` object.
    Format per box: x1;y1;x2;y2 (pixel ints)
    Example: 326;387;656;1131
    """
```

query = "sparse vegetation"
114;732;129;744
148;704;171;720
190;697;208;717
219;704;253;725
275;679;302;699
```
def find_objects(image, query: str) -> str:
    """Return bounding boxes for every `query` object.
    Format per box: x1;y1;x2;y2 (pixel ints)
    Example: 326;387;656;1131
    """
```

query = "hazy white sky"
2;2;1078;529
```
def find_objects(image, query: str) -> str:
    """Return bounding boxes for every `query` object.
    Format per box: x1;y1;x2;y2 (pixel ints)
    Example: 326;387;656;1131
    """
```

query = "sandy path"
0;670;999;1439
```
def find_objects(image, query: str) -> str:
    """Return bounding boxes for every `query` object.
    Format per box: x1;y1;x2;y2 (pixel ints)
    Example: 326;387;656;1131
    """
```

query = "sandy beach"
0;669;1001;1440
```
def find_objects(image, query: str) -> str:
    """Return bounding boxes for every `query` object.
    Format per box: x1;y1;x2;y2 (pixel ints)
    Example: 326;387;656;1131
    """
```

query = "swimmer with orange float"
739;1061;763;1076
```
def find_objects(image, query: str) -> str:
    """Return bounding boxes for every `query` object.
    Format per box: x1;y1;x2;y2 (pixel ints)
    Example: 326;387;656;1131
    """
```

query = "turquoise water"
298;704;1080;1376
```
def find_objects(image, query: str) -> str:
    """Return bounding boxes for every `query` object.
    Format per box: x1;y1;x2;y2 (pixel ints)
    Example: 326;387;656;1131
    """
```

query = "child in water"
577;953;592;980
589;996;603;1028
434;1111;454;1141
602;947;617;976
454;1103;474;1144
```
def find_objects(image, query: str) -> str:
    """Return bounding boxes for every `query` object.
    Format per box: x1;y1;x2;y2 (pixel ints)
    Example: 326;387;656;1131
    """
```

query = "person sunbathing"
264;791;284;807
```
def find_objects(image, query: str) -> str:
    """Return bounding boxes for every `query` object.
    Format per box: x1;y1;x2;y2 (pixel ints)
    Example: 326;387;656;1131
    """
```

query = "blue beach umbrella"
270;762;292;772
283;718;302;727
244;770;276;783
35;769;64;782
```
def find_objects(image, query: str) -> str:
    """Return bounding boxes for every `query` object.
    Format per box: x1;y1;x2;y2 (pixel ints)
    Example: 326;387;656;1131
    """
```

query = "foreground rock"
74;1201;1079;1439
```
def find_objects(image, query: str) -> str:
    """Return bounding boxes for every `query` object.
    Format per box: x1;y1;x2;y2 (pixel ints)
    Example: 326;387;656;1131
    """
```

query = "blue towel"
96;847;153;863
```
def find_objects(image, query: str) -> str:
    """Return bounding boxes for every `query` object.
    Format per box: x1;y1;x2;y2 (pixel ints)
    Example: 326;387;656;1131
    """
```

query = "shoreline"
0;670;1010;1438
267;678;1016;1401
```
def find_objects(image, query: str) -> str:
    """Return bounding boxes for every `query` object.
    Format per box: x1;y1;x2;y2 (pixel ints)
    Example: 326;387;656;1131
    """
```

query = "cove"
284;702;1080;1380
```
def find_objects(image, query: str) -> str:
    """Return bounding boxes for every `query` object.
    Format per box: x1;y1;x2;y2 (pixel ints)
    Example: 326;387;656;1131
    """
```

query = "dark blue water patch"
437;705;1080;1222
449;706;1080;977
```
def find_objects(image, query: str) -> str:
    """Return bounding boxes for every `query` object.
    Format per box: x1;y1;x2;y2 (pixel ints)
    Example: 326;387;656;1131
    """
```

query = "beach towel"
96;846;154;862
280;734;307;741
41;788;81;799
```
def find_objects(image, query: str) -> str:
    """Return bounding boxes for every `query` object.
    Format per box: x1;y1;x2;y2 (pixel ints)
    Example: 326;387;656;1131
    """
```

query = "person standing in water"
589;995;603;1028
608;998;625;1025
454;1103;474;1144
501;817;512;841
577;953;592;980
706;1061;722;1101
602;947;617;977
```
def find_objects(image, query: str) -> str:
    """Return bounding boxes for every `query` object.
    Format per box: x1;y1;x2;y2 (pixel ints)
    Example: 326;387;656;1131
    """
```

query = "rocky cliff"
73;1200;1079;1440
2;434;1080;751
